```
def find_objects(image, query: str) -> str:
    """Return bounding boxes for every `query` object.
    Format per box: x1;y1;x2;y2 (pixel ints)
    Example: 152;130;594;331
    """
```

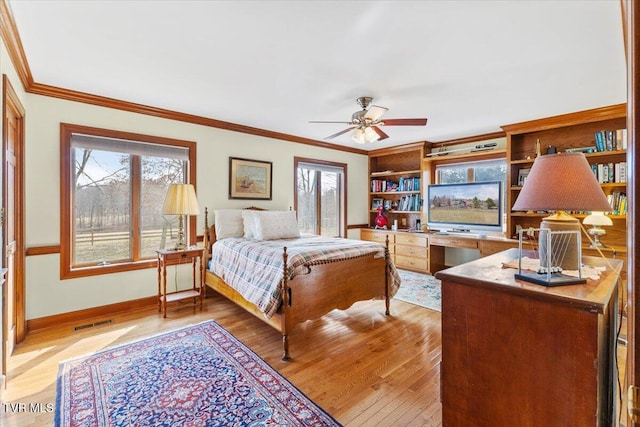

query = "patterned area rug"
393;269;442;312
55;320;341;427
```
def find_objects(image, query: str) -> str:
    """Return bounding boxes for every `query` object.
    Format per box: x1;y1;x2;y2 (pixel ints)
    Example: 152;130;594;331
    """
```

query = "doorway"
2;75;25;386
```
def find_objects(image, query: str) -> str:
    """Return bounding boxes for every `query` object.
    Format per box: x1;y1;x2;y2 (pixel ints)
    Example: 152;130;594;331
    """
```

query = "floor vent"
74;319;113;331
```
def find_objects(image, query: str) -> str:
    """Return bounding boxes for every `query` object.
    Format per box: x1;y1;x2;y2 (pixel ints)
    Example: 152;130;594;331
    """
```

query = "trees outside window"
61;124;196;278
294;158;346;238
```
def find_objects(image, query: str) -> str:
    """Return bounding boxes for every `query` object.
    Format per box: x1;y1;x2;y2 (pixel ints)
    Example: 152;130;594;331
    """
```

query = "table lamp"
162;183;200;250
511;152;611;286
583;211;613;248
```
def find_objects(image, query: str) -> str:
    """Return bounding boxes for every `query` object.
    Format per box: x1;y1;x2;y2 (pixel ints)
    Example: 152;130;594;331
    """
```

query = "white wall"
24;95;369;320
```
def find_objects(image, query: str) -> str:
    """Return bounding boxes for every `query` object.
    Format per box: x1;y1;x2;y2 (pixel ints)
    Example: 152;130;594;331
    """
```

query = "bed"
202;207;400;360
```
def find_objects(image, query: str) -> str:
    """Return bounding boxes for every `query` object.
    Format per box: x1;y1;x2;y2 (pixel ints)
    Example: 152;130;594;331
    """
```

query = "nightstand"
156;247;205;318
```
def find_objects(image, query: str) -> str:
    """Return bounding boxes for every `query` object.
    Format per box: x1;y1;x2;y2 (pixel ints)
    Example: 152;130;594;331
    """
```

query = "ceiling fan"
310;96;428;144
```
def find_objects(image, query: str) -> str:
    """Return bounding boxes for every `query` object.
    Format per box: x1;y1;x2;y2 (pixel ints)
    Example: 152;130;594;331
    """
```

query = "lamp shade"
162;184;200;215
583;211;613;226
512;153;611;212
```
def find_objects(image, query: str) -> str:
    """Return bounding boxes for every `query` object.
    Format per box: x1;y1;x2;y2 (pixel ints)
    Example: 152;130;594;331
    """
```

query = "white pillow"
214;209;244;240
242;210;258;239
254;211;300;240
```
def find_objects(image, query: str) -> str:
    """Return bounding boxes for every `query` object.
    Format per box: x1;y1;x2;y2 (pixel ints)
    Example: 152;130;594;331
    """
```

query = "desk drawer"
396;244;427;258
479;240;518;256
361;229;395;245
429;235;478;249
395;233;428;247
395;255;428;272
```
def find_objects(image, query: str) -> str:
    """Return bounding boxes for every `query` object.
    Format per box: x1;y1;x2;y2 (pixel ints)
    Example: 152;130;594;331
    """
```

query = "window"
436;159;506;184
61;124;196;278
294;158;346;237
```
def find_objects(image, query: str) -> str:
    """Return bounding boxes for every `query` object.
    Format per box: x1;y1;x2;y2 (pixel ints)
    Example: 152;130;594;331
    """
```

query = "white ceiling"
7;0;627;151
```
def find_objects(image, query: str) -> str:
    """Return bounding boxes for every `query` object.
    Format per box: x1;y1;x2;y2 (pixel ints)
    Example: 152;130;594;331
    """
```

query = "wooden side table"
156;247;205;318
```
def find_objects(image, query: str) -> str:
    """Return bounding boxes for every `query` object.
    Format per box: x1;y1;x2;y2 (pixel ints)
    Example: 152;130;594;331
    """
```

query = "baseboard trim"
26;296;157;332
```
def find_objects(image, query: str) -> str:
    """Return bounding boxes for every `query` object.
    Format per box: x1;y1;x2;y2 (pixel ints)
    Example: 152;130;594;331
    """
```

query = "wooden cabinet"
394;232;429;272
502;104;627;251
437;249;622;426
359;229;395;256
360;229;429;274
368;142;426;229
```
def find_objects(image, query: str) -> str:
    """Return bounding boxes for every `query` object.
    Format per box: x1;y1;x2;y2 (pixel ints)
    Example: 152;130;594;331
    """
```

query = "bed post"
281;246;291;361
203;207;210;257
384;234;390;316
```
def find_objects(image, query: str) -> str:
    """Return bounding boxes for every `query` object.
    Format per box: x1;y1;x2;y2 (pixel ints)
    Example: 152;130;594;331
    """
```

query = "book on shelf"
607;191;627;215
590;162;627;183
372;177;420;193
594;129;627;152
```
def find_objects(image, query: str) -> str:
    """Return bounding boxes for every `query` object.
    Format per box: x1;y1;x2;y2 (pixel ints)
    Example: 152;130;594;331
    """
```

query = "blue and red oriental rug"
55;320;340;426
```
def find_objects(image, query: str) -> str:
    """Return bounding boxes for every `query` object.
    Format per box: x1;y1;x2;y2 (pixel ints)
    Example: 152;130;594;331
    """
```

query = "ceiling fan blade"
381;118;428;126
309;120;353;124
324;127;355;140
363;105;388;121
372;126;389;141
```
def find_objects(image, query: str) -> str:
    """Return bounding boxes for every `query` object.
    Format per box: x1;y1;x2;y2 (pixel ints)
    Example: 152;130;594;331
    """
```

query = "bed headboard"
203;206;266;256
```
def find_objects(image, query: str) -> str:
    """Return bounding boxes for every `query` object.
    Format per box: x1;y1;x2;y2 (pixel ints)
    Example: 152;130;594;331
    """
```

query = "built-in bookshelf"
501;103;627;250
367;142;427;229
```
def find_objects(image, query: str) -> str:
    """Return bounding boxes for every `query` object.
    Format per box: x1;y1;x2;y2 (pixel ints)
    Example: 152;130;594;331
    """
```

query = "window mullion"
131;156;141;260
315;170;322;235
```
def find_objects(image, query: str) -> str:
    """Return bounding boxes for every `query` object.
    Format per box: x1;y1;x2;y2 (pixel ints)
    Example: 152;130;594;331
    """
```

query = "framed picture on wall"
229;157;273;200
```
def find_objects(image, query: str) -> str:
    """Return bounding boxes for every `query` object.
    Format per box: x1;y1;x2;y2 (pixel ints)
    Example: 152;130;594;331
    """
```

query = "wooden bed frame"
202;208;391;360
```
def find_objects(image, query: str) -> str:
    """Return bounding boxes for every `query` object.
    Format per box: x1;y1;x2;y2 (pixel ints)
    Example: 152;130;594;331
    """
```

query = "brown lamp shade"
512;152;611;212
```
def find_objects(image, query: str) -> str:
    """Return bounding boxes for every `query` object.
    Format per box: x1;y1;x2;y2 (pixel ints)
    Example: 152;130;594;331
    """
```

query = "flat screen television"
426;181;503;233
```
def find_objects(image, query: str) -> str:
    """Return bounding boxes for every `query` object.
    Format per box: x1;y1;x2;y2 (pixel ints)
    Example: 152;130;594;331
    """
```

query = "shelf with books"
502;103;627;250
368;142;426;229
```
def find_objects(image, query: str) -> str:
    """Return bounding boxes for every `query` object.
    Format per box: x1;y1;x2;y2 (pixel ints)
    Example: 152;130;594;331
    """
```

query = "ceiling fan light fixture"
351;128;366;144
351;126;380;144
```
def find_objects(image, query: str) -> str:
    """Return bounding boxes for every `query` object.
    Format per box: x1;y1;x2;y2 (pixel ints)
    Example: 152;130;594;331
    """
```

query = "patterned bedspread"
209;235;401;318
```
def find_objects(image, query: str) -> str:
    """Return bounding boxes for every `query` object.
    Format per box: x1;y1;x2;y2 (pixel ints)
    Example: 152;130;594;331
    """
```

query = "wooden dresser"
360;229;428;273
436;249;621;426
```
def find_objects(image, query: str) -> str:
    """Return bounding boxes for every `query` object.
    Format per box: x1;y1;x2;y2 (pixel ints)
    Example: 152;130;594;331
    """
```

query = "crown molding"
29;82;368;155
0;0;33;88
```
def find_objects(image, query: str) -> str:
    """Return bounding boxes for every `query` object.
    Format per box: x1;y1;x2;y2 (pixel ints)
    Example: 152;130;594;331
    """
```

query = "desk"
436;249;621;426
428;233;519;274
156;248;205;318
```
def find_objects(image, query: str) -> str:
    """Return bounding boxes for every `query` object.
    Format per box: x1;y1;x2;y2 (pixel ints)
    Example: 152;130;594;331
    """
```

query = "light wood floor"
0;292;444;426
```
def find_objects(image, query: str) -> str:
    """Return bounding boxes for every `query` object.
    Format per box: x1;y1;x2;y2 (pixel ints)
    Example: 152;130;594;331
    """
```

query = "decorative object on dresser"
203;208;400;360
583;211;613;248
162;183;200;250
229;157;273;200
55;320;341;427
511;152;612;286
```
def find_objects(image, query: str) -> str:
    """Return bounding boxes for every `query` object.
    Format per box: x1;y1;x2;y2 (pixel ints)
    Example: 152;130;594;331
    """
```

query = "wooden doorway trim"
2;75;25;346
